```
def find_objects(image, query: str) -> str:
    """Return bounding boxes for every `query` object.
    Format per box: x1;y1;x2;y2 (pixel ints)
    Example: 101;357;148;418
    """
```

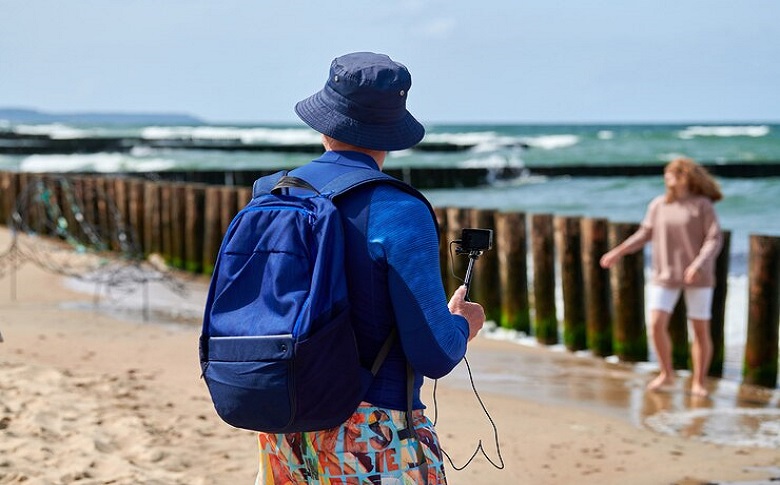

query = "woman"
600;157;723;397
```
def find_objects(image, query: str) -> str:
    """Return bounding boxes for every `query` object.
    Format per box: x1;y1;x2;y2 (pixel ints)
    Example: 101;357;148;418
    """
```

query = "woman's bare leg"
647;309;675;391
689;318;712;397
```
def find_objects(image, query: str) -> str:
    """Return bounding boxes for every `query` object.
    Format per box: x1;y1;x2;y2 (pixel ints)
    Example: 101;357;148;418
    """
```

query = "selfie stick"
462;251;482;302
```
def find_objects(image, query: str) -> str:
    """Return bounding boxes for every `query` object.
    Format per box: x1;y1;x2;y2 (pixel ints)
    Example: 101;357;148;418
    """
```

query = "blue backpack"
199;168;430;433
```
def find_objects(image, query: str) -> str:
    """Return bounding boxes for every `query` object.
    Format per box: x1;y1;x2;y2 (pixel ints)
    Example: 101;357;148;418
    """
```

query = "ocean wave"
19;154;176;173
423;131;523;152
522;134;579;150
140;126;321;145
678;125;770;139
457;153;525;169
14;123;91;139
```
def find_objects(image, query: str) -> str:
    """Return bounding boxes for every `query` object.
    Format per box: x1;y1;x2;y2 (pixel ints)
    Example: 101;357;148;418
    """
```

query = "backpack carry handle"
272;176;321;195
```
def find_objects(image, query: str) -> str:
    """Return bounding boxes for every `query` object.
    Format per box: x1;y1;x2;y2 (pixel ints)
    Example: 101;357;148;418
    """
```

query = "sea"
4;119;780;449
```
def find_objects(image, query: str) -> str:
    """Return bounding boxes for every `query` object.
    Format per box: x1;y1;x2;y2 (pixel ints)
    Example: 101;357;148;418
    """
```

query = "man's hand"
448;285;485;341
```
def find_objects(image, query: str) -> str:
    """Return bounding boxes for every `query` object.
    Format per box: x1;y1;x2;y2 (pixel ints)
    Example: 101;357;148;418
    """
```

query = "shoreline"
1;227;779;484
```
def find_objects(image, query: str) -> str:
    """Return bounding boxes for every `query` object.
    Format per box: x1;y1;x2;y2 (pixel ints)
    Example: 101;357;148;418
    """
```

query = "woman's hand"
684;265;699;285
600;248;621;269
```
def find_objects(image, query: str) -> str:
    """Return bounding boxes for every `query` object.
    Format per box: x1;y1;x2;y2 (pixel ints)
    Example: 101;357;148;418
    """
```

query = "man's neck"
322;136;387;170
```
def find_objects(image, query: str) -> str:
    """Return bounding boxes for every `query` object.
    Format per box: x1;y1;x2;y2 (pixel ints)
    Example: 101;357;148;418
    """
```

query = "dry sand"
1;227;779;485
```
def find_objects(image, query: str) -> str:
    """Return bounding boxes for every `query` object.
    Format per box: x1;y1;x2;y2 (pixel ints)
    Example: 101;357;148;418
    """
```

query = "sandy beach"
1;226;779;485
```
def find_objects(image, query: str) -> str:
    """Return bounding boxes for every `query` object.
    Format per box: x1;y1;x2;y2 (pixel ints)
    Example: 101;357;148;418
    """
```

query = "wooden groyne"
1;171;778;388
36;162;780;190
0;132;479;155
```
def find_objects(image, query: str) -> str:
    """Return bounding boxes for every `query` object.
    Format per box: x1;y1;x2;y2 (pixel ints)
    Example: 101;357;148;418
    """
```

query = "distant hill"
0;107;205;125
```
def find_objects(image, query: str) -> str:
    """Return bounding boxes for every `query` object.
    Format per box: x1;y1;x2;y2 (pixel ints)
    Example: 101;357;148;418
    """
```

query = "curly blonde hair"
664;157;723;202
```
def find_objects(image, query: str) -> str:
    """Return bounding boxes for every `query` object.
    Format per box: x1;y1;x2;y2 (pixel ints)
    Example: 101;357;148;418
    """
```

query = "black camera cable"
428;241;505;471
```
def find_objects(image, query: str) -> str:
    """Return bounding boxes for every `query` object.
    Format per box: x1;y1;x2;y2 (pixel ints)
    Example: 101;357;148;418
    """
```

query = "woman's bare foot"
691;383;709;397
647;373;674;391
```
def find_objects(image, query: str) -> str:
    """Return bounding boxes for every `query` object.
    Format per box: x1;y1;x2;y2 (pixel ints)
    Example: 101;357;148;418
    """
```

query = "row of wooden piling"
1;171;778;388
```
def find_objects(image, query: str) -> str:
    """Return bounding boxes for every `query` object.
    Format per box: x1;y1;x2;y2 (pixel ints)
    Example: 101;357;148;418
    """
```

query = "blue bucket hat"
295;52;425;151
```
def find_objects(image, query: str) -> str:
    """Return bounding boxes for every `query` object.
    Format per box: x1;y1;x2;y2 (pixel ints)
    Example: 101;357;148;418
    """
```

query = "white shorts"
647;285;714;320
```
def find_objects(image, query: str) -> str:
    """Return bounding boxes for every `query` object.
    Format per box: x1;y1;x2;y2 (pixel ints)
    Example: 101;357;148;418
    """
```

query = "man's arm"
367;186;471;379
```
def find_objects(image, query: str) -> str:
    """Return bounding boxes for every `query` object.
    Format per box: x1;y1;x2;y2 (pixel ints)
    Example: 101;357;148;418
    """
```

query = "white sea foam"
597;130;614;140
428;131;577;152
14;123;90;139
457;154;526;169
140;126;321;145
18;154;176;173
522;134;579;150
678;125;770;139
423;131;524;152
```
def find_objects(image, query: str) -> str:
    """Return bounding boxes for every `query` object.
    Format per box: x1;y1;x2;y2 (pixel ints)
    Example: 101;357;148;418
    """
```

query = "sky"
1;0;779;124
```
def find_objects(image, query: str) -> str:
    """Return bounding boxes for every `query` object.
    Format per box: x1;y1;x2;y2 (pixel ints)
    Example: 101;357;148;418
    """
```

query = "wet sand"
1;227;779;484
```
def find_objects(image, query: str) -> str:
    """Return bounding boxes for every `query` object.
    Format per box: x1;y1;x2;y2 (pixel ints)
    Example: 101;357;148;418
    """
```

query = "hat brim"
295;90;425;151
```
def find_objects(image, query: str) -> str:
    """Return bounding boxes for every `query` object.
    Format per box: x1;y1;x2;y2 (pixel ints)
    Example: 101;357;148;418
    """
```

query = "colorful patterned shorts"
255;404;447;484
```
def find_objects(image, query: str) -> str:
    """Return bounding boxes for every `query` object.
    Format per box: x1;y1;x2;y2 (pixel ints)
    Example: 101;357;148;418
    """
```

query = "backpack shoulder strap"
252;170;288;198
319;169;396;196
320;169;436;221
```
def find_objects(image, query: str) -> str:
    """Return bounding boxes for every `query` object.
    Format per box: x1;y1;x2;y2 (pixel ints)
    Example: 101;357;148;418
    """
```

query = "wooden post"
128;179;145;255
202;186;223;275
219;187;239;236
81;176;99;236
555;215;587;351
14;172;29;230
159;182;174;264
113;177;129;231
184;184;206;273
0;172;19;226
580;218;612;357
95;176;116;251
46;174;70;239
608;222;648;362
64;175;86;241
62;175;77;236
0;172;9;225
469;208;501;322
40;174;60;238
26;173;45;234
709;230;730;377
531;214;557;345
495;211;530;333
743;235;780;388
113;177;134;254
445;207;469;296
236;187;253;208
668;298;689;369
143;181;162;256
38;174;54;235
11;172;22;225
169;183;187;269
434;207;450;288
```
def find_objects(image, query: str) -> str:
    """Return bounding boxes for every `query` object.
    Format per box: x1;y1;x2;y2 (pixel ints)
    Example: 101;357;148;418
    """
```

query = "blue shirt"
291;151;469;410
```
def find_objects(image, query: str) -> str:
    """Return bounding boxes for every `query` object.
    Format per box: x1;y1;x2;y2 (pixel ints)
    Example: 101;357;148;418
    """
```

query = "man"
255;52;485;484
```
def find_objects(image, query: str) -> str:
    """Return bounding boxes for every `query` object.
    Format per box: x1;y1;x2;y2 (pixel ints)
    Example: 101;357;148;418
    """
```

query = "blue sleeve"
366;186;469;379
